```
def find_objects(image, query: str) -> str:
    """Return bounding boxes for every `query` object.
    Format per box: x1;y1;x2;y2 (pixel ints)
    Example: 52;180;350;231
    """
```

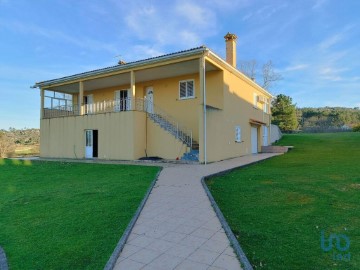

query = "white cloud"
121;0;220;55
318;33;343;51
175;1;216;29
133;45;165;59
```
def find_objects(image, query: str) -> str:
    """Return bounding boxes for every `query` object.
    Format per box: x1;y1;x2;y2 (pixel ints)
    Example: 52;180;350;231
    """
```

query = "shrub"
353;124;360;132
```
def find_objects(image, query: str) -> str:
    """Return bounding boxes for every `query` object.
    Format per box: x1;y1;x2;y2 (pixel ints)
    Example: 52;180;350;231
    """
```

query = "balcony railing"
43;98;145;119
42;97;193;148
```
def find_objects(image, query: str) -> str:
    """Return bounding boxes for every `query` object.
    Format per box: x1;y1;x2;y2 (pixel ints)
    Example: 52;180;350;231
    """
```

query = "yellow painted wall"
40;111;147;160
146;119;188;160
203;68;272;162
79;71;223;145
40;110;188;160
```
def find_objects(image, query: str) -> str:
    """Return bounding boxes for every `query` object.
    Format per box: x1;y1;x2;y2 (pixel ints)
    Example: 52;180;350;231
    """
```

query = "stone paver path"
114;154;280;270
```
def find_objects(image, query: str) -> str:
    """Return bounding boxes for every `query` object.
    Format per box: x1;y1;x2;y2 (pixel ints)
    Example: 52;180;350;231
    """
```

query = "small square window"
179;80;195;99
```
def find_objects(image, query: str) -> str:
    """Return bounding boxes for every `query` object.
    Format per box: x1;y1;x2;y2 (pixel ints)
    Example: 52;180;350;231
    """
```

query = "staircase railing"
144;98;193;148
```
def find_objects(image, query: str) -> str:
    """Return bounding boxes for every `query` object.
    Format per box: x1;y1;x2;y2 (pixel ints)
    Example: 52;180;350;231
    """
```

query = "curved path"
114;154;280;270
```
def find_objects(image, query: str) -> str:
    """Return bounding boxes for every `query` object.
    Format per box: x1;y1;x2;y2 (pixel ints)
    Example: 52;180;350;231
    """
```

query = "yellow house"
32;33;273;163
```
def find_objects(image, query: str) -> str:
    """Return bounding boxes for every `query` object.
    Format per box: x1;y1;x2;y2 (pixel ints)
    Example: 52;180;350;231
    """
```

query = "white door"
145;87;154;113
85;130;93;158
251;126;258;154
263;126;268;146
85;94;94;114
115;90;130;112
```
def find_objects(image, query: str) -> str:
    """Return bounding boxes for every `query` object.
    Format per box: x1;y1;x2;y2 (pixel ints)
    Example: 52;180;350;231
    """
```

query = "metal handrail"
145;98;193;148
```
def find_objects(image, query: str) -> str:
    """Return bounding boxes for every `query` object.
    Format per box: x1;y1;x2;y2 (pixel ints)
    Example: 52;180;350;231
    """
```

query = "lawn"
0;159;159;269
206;133;360;270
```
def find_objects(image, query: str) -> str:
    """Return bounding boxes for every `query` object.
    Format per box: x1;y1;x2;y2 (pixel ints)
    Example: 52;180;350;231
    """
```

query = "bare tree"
261;60;282;90
238;59;282;90
239;60;257;81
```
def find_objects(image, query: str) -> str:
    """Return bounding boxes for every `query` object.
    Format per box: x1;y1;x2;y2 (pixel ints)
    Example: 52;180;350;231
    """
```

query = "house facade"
32;33;272;163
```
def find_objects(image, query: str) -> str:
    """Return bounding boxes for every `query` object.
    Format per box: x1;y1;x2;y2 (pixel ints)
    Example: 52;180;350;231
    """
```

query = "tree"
353;124;360;132
239;60;282;90
271;94;298;132
262;60;283;90
239;60;257;81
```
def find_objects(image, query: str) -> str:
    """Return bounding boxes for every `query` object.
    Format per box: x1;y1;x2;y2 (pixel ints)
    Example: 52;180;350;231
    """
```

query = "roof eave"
207;50;274;98
32;46;208;89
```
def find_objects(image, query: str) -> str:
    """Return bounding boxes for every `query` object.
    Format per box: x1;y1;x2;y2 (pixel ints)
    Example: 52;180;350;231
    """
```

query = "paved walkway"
114;154;280;270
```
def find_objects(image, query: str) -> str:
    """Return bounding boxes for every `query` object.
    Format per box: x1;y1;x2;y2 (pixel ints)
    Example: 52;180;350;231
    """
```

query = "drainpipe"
201;55;207;165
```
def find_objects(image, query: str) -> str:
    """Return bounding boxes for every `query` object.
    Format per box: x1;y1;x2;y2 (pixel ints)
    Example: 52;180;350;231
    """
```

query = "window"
263;98;269;113
253;93;258;108
235;126;242;142
179;80;194;99
44;90;73;111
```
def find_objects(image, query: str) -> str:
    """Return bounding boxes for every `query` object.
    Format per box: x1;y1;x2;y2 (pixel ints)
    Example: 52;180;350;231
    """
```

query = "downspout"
202;54;207;165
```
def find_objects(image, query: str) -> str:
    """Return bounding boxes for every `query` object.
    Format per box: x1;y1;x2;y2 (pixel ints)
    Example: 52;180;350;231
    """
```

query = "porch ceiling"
47;59;220;93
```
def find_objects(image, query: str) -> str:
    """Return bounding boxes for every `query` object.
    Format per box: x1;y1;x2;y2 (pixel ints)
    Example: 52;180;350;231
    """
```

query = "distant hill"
0;128;40;157
297;107;360;132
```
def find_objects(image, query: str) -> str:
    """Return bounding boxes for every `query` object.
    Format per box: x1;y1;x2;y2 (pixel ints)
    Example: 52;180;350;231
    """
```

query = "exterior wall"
80;71;223;145
205;69;272;162
146;119;188;160
40;111;146;160
40;110;187;160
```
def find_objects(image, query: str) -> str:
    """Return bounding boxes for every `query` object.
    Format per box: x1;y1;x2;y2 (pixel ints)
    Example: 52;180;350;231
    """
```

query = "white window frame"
179;79;195;100
235;126;242;142
263;98;269;113
253;93;258;108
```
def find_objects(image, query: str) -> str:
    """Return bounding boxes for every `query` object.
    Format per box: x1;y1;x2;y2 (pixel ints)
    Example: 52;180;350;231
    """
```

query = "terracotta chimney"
224;32;237;68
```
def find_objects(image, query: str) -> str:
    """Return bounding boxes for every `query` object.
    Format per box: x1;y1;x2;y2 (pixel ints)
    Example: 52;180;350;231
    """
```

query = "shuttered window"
179;80;195;99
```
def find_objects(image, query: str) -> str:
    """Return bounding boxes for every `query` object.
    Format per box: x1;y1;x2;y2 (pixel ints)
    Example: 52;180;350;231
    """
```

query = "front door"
85;130;98;158
145;87;154;113
251;126;258;154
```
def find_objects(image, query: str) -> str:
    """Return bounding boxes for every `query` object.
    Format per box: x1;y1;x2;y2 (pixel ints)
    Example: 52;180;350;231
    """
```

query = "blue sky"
0;0;359;129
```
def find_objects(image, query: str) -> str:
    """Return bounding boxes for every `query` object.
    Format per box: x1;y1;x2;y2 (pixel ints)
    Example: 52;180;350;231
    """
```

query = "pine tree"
271;94;298;131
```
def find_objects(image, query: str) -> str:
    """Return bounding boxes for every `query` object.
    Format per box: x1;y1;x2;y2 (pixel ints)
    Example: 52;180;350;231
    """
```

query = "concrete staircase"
181;149;199;161
145;106;198;161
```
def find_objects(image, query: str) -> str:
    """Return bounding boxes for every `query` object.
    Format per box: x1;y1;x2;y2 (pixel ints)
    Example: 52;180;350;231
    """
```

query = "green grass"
0;159;159;269
206;133;360;270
